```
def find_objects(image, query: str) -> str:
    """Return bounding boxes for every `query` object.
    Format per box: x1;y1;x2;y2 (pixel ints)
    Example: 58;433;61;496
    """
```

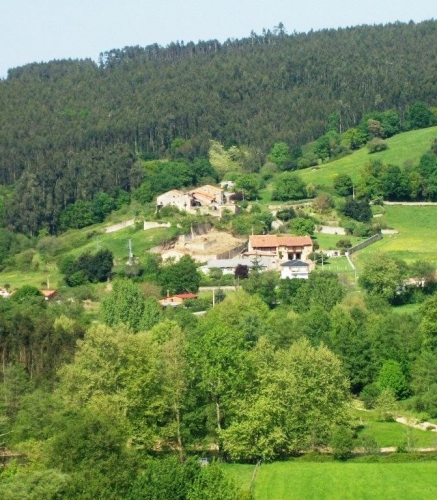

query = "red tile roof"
174;293;198;299
249;235;313;248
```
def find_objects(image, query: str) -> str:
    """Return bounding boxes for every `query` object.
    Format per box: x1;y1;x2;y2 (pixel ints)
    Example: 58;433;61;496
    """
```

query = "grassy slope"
250;461;437;500
352;205;437;269
0;224;170;290
300;126;437;189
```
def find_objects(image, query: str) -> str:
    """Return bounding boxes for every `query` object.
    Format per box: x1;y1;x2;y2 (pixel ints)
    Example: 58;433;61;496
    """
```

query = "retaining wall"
347;233;382;255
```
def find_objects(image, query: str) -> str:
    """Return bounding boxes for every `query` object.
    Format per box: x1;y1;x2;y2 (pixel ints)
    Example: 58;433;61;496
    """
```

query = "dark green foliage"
63;249;113;286
342;198;372;222
333;174;354;196
234;264;249;279
330;426;354;460
159;255;201;295
272;173;307;201
10;285;43;303
407;102;435;129
128;457;201;500
360;383;381;409
336;239;352;249
276;207;296;221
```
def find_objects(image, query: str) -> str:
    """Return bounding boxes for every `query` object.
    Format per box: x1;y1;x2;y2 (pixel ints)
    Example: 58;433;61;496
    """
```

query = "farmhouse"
156;189;192;212
190;185;225;206
156;185;226;213
159;293;198;307
248;235;313;261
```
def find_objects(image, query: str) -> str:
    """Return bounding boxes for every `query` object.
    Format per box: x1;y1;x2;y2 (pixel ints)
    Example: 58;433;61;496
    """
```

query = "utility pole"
128;239;133;266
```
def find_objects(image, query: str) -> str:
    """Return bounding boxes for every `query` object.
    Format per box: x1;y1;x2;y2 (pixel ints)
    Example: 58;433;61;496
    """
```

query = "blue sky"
0;0;435;78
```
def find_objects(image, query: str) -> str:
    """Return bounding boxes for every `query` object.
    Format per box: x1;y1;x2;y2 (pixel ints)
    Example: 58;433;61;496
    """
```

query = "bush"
336;239;353;250
367;138;388;153
330;426;354;460
360;383;381;409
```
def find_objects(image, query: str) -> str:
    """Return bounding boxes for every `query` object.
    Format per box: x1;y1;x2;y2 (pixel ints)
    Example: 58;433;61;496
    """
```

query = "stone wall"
347;233;382;255
143;221;171;231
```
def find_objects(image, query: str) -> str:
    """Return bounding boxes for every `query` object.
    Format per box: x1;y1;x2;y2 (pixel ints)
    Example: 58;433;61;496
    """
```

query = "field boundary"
347;233;382;255
250;460;262;495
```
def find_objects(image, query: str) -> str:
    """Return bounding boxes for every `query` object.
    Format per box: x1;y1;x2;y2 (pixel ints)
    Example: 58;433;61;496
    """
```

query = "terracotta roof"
174;293;198;299
250;235;313;248
41;289;57;298
197;184;223;194
191;191;215;201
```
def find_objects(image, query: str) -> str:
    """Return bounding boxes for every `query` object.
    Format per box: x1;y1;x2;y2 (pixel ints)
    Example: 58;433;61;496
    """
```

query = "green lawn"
351;407;437;449
352;205;437;270
300;126;437;189
249;461;437;500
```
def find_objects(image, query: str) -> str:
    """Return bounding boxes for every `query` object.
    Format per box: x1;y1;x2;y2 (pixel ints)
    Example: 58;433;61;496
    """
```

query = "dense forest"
1;20;437;234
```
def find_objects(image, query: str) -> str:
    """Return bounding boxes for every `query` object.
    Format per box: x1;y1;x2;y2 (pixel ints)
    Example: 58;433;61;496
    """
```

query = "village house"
280;260;310;279
159;293;198;307
156;189;192;212
247;235;313;261
189;185;225;206
41;289;57;300
156;185;226;213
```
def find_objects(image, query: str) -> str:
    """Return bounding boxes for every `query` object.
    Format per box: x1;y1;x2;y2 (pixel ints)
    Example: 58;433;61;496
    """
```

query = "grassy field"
0;224;170;290
300;126;437;189
351;407;437;449
352;205;437;270
246;461;437;500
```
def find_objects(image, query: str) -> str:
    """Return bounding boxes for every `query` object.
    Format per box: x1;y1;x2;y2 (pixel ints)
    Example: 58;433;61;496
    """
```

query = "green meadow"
353;205;437;270
242;461;437;500
300;126;437;189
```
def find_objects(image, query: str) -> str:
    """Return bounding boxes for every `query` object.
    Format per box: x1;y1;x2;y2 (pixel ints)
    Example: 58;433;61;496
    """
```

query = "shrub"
336;239;352;250
330;426;354;460
367;138;388;153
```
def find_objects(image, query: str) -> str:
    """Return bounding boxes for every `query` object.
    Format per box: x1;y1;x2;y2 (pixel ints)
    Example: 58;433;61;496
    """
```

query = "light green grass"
314;233;364;250
300;126;437;189
250;461;437;500
351;407;437;449
0;225;170;289
352;205;437;270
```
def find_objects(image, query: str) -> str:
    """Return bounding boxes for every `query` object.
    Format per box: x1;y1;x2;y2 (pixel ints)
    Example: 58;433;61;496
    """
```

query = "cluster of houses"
156;184;238;216
205;234;315;280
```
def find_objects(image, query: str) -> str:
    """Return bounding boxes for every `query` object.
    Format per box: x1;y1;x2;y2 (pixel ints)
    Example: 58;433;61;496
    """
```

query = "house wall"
280;267;309;279
157;191;192;211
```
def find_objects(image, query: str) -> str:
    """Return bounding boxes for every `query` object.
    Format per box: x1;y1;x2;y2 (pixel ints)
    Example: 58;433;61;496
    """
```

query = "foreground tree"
221;338;350;461
358;253;407;304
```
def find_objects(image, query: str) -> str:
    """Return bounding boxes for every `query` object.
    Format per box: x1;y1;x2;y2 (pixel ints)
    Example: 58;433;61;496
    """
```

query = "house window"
295;252;302;259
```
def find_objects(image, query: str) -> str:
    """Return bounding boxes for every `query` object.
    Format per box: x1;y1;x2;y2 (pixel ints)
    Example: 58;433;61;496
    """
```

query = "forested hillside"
1;21;437;234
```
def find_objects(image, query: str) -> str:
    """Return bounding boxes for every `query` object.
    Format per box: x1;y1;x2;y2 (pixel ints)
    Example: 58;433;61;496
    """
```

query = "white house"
206;257;270;275
156;189;192;211
280;260;310;279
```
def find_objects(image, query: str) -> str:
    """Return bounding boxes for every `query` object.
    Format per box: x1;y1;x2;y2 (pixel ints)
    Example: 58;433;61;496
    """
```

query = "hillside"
300;126;437;189
1;20;437;236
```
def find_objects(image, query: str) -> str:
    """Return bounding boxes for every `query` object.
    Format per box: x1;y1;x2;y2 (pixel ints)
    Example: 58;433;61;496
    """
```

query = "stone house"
248;235;313;261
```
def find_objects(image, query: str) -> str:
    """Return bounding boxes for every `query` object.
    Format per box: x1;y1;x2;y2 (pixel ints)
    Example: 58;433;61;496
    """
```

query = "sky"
0;0;435;78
